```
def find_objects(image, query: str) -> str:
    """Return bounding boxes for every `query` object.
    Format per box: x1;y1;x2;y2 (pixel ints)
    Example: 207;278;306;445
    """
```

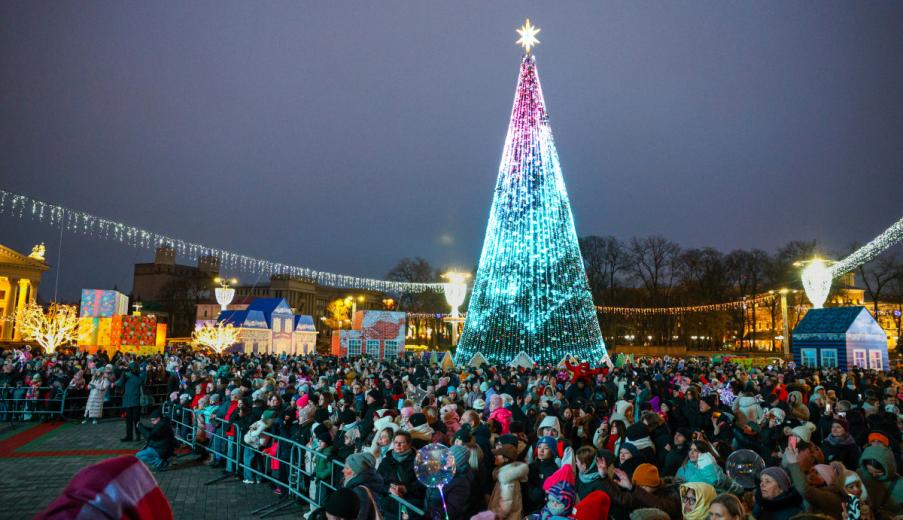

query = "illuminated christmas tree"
456;21;607;365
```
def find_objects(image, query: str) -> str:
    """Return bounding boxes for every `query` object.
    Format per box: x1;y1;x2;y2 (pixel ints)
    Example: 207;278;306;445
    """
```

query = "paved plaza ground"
0;418;307;519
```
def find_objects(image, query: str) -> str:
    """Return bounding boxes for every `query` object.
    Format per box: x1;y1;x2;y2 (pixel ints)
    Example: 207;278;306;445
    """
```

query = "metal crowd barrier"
159;402;427;519
0;386;68;426
64;382;170;418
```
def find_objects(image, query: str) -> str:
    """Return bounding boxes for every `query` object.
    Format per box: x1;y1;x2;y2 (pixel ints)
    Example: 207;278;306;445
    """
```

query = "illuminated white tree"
192;322;240;353
15;302;79;354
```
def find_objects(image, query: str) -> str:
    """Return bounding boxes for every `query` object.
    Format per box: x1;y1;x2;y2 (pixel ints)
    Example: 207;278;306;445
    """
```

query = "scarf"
392;449;413;463
825;433;856;446
578;469;601;484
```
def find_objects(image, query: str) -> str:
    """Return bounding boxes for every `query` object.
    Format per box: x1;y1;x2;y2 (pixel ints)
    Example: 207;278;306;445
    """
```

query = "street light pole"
780;289;790;357
442;272;470;347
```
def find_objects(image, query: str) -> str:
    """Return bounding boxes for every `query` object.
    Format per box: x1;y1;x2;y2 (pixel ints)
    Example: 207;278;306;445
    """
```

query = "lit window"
348;339;362;357
800;348;817;368
366;339;380;357
820;349;837;368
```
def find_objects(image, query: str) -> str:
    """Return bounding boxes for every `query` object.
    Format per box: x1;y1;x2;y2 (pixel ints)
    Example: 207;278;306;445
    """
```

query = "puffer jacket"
488;461;529;520
859;445;902;520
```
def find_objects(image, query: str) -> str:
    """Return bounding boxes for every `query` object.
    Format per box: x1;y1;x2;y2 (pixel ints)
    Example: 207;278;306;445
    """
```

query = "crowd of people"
3;346;903;520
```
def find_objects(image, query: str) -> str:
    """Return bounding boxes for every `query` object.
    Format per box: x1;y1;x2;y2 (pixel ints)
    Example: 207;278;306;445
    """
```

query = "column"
0;278;12;340
10;278;22;340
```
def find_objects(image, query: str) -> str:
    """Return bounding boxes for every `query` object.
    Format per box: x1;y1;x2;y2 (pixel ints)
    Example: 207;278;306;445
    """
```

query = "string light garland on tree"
0;189;442;294
596;293;778;316
15;302;79;354
192;322;241;354
456;21;608;365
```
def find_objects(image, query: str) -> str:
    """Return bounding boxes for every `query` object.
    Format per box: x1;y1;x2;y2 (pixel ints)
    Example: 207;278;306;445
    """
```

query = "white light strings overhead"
0;189;443;294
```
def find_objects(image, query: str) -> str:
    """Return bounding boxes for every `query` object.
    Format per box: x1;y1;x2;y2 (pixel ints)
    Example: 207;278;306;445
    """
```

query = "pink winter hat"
543;463;576;491
295;394;309;408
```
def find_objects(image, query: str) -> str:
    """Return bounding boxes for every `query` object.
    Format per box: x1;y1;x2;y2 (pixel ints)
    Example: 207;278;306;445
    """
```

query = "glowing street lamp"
344;295;365;317
442;271;470;346
214;276;238;313
795;258;833;309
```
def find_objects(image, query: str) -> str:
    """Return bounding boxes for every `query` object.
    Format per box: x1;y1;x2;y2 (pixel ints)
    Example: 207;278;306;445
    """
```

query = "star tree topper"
516;19;540;53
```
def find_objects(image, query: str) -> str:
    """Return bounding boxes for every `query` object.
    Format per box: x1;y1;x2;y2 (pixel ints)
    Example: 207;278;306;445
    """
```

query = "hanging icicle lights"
0;189;443;293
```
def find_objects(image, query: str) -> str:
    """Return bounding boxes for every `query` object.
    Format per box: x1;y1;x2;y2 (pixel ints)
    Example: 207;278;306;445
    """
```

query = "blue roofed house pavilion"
217;297;317;355
792;306;889;371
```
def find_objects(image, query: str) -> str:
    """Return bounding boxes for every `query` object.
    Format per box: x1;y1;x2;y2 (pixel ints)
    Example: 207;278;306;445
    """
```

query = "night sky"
2;2;902;302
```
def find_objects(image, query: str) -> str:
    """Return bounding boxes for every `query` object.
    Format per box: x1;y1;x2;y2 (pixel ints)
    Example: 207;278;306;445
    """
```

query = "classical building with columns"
0;243;49;340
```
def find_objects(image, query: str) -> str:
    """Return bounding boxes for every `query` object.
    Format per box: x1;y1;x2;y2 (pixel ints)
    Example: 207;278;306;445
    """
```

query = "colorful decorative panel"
79;289;128;318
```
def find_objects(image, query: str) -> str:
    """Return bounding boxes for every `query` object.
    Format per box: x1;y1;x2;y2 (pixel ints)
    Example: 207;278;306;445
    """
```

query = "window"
868;350;882;370
384;340;398;357
366;340;380;357
348;339;362;357
800;349;817;368
852;349;866;369
820;349;838;368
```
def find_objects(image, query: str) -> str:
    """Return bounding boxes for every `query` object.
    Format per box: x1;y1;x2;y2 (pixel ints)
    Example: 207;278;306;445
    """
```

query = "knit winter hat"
546;481;577;515
760;467;792;493
632;463;661;488
449;445;471;473
791;422;816;443
620;443;639;457
574;490;611;520
867;432;890;447
543;463;576;491
831;416;849;433
536;435;558;451
344;452;375;475
261;410;277;422
472;398;486;410
325;488;360;519
295;394;309;408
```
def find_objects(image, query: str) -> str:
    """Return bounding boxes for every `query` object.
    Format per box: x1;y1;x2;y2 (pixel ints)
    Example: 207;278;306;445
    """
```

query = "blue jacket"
117;370;146;408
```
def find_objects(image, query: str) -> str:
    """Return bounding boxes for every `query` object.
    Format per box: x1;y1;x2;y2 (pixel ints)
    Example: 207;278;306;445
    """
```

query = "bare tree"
858;253;901;315
386;257;445;312
629;236;681;343
579;235;628;304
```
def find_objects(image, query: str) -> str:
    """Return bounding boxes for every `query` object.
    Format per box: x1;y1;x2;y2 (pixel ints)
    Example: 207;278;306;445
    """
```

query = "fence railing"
160;402;428;519
0;386;68;424
0;381;172;426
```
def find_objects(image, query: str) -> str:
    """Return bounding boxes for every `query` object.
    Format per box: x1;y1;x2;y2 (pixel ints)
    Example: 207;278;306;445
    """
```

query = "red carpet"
0;423;136;458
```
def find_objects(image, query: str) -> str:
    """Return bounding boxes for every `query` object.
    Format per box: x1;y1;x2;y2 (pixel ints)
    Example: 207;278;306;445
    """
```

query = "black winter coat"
426;470;472;520
138;417;175;459
751;488;803;520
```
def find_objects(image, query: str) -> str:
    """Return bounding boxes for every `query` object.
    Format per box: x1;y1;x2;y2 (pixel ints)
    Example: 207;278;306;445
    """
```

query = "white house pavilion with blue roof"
217;297;317;355
792;306;889;371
